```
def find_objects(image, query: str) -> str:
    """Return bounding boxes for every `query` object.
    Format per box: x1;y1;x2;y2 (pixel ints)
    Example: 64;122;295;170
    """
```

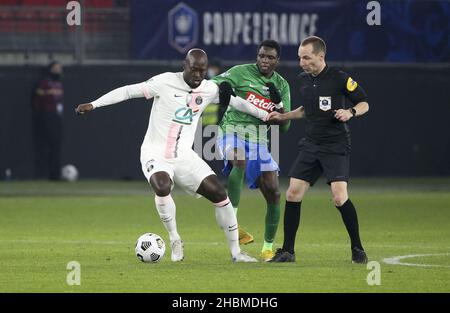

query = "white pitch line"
382;253;450;268
302;243;450;249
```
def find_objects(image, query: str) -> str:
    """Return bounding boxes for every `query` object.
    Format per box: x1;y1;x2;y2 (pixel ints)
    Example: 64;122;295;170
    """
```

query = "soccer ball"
135;233;165;263
61;164;78;182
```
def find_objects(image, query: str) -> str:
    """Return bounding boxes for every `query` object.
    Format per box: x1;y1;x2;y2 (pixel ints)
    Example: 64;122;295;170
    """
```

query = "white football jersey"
90;71;267;160
140;72;219;158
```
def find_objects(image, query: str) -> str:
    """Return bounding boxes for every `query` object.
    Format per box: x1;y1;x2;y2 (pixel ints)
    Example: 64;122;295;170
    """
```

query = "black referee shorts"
288;139;350;186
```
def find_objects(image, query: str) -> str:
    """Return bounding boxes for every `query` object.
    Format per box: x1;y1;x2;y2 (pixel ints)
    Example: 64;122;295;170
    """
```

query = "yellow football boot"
260;249;274;262
238;227;254;245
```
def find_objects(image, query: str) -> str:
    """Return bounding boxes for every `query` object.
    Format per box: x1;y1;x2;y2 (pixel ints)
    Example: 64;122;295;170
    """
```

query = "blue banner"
131;0;450;62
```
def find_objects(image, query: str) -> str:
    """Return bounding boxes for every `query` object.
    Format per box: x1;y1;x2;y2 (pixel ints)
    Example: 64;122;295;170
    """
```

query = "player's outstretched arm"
213;82;268;121
228;95;269;121
266;106;305;123
75;83;148;115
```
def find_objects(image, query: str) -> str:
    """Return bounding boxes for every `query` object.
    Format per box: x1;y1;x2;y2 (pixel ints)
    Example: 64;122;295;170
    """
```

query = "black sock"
282;201;302;254
336;199;364;250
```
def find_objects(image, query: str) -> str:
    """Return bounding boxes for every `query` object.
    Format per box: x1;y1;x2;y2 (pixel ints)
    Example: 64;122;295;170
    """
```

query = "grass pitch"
0;178;449;293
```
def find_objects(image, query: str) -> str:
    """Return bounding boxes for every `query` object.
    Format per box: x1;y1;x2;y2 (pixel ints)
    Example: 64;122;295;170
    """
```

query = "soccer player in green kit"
213;40;291;261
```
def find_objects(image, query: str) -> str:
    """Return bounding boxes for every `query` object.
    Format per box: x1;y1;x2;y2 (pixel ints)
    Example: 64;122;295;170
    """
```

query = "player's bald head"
185;48;208;66
183;48;208;89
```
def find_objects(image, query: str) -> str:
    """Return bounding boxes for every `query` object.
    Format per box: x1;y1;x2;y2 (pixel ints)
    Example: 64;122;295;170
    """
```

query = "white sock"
214;198;240;257
155;194;180;242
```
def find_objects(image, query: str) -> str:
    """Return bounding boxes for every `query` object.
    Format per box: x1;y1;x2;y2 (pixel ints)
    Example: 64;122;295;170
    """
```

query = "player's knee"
154;187;171;197
333;193;348;207
212;187;228;203
198;175;229;203
263;182;281;202
286;187;303;202
152;180;171;196
216;186;228;201
272;188;281;201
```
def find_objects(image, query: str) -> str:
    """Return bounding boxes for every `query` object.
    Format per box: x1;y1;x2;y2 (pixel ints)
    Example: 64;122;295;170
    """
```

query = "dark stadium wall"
1;64;449;180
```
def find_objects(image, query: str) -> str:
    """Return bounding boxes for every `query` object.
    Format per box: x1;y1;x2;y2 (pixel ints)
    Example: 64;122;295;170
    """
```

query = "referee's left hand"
334;109;353;122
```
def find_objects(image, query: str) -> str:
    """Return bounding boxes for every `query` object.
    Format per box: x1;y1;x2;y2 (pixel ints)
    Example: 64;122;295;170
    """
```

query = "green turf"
0;178;449;292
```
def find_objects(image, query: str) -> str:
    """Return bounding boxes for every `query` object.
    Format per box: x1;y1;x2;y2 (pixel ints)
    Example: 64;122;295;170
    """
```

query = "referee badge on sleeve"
346;77;358;92
319;96;332;111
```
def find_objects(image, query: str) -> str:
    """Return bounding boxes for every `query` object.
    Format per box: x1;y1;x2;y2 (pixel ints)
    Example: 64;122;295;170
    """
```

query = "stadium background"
1;0;449;180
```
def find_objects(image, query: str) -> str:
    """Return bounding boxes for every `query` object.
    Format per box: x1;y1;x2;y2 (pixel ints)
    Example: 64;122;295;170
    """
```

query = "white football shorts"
140;148;215;196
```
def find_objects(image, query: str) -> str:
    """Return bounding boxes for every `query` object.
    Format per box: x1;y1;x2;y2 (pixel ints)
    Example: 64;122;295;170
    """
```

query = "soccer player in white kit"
75;49;269;262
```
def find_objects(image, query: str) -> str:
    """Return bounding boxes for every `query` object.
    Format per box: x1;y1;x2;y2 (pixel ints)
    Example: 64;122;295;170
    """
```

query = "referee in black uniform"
267;36;369;263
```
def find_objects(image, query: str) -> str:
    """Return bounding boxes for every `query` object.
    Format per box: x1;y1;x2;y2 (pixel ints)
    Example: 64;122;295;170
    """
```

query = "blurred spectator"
31;61;64;180
207;59;222;80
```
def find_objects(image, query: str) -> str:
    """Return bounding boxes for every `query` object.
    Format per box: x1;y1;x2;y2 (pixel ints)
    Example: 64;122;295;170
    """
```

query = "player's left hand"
334;109;353;122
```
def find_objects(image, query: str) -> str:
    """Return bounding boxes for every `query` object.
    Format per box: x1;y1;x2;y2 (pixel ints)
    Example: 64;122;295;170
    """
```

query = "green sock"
264;202;280;246
227;167;245;214
262;241;273;252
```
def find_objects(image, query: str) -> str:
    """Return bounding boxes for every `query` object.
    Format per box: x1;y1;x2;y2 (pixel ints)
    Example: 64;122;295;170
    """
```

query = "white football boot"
232;251;258;263
171;239;184;262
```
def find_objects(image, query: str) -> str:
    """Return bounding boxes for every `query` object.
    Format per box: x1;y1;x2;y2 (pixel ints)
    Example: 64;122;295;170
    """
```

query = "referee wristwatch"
349;107;357;117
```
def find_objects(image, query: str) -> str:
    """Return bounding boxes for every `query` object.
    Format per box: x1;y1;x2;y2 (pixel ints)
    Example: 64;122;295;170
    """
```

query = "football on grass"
135;233;165;263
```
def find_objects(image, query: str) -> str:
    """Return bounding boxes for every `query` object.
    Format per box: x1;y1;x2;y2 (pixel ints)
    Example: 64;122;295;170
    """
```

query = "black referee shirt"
298;65;367;146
